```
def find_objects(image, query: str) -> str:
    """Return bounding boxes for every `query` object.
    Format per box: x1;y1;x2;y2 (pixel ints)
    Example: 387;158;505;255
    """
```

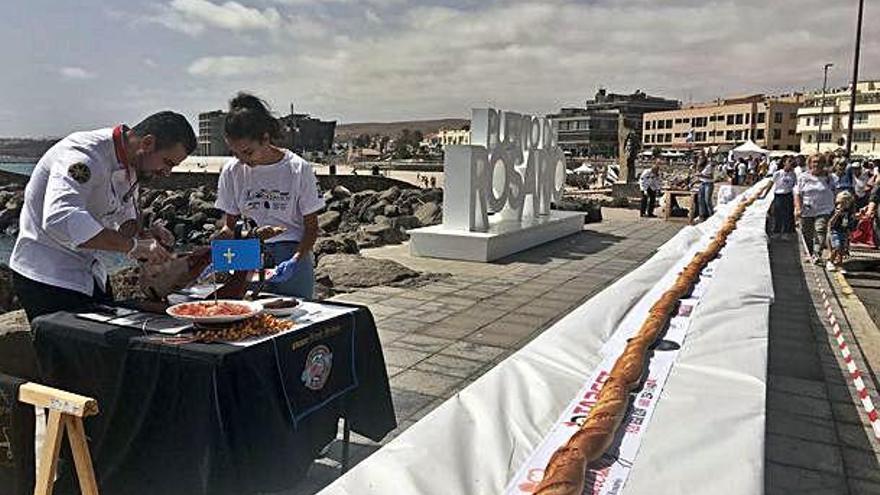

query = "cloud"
187;55;287;77
59;67;95;80
153;0;283;36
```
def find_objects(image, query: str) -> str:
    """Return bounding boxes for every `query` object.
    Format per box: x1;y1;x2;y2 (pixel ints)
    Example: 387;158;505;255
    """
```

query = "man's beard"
135;168;155;184
132;153;155;184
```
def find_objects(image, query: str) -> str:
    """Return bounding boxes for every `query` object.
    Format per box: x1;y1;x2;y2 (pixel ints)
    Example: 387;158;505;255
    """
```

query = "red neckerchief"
112;124;132;180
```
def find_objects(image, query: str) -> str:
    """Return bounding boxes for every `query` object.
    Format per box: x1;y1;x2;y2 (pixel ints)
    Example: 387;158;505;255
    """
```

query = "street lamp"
817;63;833;153
845;0;866;158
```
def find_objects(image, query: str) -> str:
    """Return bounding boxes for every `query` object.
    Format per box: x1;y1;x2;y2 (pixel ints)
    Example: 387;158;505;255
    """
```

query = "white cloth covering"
318;181;774;495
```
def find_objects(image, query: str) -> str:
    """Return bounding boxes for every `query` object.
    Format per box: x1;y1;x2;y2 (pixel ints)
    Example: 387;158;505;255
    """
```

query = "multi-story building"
642;94;803;151
548;108;621;157
548;89;680;157
197;110;228;156
796;80;880;156
197;105;336;157
277;111;336;157
437;126;470;147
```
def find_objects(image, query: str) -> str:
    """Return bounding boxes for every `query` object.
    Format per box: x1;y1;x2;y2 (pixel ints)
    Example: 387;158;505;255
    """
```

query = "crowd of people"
637;150;880;273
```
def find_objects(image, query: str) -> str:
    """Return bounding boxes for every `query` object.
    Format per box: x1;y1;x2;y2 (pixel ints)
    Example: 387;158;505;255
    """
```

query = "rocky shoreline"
0;178;604;313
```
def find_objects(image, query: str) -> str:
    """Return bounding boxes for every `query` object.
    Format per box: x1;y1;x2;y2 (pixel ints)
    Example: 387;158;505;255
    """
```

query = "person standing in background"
696;156;715;221
639;162;662;218
771;157;797;239
795;154;837;264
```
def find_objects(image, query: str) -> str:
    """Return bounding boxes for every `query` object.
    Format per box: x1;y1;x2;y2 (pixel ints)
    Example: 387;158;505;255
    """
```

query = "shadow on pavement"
765;238;880;493
494;230;626;266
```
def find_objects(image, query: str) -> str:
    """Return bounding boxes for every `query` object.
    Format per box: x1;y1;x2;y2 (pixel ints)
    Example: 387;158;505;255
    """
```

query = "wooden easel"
18;383;99;495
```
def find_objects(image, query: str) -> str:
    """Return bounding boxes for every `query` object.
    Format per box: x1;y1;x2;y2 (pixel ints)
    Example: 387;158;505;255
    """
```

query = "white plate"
257;297;301;317
166;300;263;324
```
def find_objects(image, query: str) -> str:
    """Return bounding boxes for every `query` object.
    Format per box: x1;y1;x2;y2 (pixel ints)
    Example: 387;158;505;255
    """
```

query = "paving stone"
765;433;845;475
496;312;555;329
407;309;455;324
420;284;461;295
453;289;496;301
833;398;877;427
765;408;838;445
409;396;448;422
837;422;880;453
390;369;463;397
366;304;404;319
414;353;486;379
390;388;438;421
440;341;507;362
378;317;428;334
768;375;828;400
511;304;567;319
382;297;425;309
376;328;405;345
417;322;478;340
827;382;878;404
391;333;455;354
447;307;507;327
850;478;880;495
767;389;833;420
464;321;535;348
385;365;406;378
396;291;439;301
842;447;880;483
434;296;477;310
382;346;432;368
362;286;407;296
479;296;533;311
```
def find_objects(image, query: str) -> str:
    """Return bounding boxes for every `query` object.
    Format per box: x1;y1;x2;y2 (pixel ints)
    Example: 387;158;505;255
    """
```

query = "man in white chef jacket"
10;111;197;321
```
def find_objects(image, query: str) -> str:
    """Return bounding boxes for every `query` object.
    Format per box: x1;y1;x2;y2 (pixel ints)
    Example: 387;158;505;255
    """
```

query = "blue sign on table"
211;239;262;271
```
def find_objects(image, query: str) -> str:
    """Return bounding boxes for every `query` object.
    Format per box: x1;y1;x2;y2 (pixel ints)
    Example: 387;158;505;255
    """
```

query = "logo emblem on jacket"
302;345;333;391
68;162;91;184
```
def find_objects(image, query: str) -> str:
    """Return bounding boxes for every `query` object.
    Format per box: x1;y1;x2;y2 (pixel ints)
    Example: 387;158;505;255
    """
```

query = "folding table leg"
341;414;351;473
65;415;99;495
35;410;65;495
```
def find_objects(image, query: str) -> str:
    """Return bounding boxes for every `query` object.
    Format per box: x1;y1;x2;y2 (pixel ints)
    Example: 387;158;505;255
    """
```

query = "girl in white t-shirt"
214;93;325;298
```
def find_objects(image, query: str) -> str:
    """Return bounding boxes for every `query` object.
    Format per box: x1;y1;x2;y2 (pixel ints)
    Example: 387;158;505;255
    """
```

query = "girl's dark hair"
224;92;280;141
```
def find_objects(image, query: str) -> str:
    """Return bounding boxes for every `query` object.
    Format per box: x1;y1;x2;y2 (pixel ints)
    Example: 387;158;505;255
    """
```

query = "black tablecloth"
0;373;35;495
32;303;396;495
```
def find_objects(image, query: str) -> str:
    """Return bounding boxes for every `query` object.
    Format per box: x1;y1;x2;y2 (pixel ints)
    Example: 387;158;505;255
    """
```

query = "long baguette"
532;183;771;495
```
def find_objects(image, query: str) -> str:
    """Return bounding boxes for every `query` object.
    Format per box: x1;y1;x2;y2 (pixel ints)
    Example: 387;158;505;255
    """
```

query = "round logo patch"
301;345;333;391
68;162;91;184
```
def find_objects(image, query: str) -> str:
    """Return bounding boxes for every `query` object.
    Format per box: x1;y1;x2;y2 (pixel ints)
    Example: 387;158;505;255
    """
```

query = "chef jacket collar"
112;124;131;174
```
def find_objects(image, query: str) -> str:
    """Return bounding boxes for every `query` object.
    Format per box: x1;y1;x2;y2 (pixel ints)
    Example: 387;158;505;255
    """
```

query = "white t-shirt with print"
794;172;836;217
215;150;325;243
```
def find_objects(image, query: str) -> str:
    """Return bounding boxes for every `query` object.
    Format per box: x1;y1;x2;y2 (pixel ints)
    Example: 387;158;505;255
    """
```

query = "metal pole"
845;0;865;157
817;63;832;153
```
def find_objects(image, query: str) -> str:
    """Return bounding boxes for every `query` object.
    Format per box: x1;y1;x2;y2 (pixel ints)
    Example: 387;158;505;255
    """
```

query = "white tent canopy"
729;140;770;159
768;150;798;158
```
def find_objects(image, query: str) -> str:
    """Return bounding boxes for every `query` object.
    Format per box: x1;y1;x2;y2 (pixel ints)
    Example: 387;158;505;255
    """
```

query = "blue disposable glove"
268;258;299;283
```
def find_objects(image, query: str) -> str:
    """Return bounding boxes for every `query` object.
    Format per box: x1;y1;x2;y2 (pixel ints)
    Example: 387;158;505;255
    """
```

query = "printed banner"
506;253;723;495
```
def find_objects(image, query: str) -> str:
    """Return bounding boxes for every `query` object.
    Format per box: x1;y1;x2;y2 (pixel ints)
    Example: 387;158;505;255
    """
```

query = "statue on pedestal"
617;115;639;184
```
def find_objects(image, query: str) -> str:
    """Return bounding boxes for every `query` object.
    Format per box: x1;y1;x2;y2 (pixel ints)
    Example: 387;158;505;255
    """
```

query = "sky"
0;0;877;137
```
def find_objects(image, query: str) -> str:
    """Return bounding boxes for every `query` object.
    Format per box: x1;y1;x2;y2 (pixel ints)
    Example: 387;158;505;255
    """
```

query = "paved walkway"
292;210;683;493
765;237;880;494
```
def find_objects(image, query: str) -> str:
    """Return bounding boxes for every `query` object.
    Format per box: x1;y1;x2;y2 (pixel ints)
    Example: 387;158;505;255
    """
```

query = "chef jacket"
10;126;138;295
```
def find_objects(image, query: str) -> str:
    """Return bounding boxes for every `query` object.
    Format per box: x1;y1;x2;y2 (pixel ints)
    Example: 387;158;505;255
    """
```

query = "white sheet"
318;181;774;495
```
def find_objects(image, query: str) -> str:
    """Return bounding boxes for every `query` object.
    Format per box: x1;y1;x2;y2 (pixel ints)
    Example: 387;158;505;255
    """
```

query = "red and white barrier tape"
813;270;880;439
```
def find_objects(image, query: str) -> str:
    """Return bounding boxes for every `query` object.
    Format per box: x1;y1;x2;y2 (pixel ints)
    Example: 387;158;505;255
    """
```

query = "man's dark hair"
131;111;197;154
